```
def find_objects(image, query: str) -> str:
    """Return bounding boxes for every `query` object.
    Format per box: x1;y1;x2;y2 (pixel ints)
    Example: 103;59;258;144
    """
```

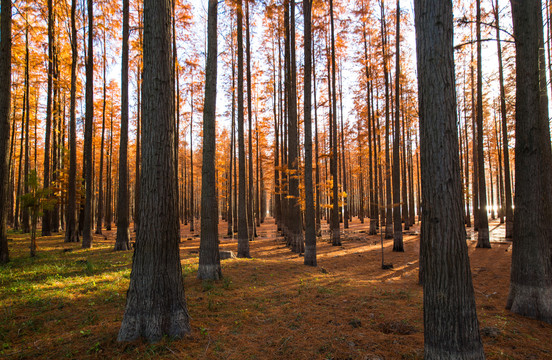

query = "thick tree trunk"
506;0;552;324
198;0;222;281
414;0;485;357
0;0;12;263
115;0;130;251
118;0;191;342
82;0;94;248
65;0;79;243
304;0;316;266
392;0;403;251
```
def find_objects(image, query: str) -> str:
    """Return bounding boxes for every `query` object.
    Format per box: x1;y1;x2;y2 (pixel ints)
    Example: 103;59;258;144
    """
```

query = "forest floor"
1;217;552;360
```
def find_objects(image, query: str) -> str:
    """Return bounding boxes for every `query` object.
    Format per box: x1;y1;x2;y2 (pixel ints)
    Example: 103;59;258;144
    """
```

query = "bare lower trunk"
198;0;222;281
118;0;190;342
414;0;485;356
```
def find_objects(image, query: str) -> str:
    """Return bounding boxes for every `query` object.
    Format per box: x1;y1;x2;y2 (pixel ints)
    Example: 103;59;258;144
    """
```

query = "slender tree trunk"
96;27;107;235
304;0;316;266
82;0;95;248
392;0;403;251
245;0;255;239
313;38;321;236
475;0;490;248
228;29;236;236
115;0;130;251
414;0;485;356
0;0;12;263
42;0;54;236
134;59;141;233
65;0;79;243
198;0;222;281
330;0;341;246
495;0;513;237
237;0;250;258
506;0;552;324
22;27;30;235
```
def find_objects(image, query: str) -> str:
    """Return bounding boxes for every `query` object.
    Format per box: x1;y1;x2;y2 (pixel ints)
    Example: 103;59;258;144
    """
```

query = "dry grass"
1;218;551;359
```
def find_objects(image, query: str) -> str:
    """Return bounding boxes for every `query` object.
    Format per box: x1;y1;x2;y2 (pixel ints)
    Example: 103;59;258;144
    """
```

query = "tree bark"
392;0;403;251
414;0;485;357
0;0;12;263
506;0;552;324
237;0;250;258
494;0;513;238
304;0;316;266
82;0;95;248
42;0;54;237
118;0;191;342
330;0;341;246
115;0;130;251
65;0;79;243
475;0;490;248
198;0;222;281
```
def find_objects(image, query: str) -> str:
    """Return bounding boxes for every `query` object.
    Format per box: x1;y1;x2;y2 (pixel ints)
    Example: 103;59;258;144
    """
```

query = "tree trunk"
286;0;303;254
495;0;513;238
506;0;552;324
42;0;54;237
22;27;30;235
392;0;403;251
96;27;107;235
115;0;130;251
330;0;341;246
303;0;316;266
237;0;250;258
414;0;485;356
118;0;191;342
475;0;490;248
82;0;94;248
198;0;222;281
0;0;12;263
65;0;79;243
245;0;255;239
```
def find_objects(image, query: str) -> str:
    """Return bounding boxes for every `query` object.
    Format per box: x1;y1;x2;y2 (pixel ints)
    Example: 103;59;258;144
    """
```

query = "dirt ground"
1;217;551;359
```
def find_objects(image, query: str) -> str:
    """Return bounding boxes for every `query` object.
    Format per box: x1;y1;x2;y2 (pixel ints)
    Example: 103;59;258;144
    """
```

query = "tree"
329;0;341;246
198;0;222;281
475;0;490;248
304;0;316;266
42;0;55;237
414;0;485;357
65;0;79;244
115;0;130;251
118;0;191;342
0;0;12;263
506;0;552;324
237;0;250;258
82;0;95;248
392;0;403;251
